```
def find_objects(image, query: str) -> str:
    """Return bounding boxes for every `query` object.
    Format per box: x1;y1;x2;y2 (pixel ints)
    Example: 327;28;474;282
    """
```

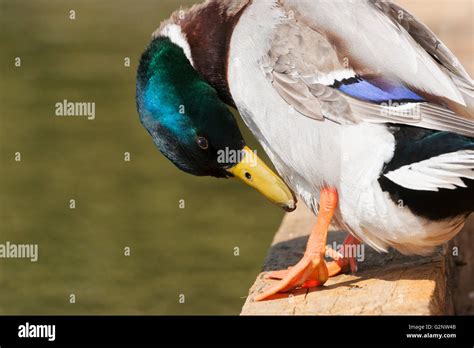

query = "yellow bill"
226;146;296;212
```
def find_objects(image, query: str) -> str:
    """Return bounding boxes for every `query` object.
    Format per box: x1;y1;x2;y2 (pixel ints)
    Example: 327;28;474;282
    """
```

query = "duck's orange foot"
257;234;361;301
254;187;338;302
254;252;329;301
257;236;358;301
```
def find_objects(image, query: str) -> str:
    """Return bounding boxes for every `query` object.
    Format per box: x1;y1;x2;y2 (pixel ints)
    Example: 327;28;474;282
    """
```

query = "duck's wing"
372;0;474;116
264;0;474;137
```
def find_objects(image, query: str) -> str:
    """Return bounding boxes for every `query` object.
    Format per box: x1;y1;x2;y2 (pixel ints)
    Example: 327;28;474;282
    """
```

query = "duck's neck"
155;0;250;107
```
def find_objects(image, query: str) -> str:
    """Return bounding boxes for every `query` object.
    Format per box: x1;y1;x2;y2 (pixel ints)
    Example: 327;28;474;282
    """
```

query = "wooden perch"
241;204;473;315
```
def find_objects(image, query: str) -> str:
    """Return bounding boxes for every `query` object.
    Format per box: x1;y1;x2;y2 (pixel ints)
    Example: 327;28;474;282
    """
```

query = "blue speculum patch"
335;77;425;103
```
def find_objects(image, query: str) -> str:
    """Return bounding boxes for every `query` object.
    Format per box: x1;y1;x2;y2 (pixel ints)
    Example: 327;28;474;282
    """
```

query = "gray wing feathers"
272;71;324;121
372;0;474;117
372;0;472;84
263;1;474;136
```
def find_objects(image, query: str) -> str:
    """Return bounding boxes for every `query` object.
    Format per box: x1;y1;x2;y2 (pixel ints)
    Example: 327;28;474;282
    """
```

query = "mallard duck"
136;0;474;301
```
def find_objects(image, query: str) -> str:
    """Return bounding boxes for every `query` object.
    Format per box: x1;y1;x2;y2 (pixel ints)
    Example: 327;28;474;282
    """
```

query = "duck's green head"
136;37;296;211
136;37;242;178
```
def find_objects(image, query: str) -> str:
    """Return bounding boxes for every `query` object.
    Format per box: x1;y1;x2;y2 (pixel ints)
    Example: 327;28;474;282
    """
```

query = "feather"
384;150;474;191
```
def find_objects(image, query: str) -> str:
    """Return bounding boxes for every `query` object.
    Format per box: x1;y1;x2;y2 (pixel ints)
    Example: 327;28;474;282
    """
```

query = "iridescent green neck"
137;38;205;138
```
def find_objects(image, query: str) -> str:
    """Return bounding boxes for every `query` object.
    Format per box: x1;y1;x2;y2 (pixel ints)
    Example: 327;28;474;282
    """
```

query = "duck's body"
226;0;473;255
139;0;474;299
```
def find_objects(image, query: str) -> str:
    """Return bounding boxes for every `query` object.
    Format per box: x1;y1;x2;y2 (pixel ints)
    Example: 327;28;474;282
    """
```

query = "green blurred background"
0;0;283;314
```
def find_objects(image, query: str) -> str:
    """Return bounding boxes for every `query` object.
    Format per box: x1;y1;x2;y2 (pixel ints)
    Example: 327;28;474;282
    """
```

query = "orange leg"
254;187;338;301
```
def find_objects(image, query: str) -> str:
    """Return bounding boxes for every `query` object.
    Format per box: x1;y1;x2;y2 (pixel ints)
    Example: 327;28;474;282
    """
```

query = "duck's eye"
244;172;252;180
196;136;209;150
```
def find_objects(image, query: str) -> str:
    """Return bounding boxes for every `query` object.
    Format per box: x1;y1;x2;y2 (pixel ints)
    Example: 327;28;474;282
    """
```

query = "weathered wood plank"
449;217;474;314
